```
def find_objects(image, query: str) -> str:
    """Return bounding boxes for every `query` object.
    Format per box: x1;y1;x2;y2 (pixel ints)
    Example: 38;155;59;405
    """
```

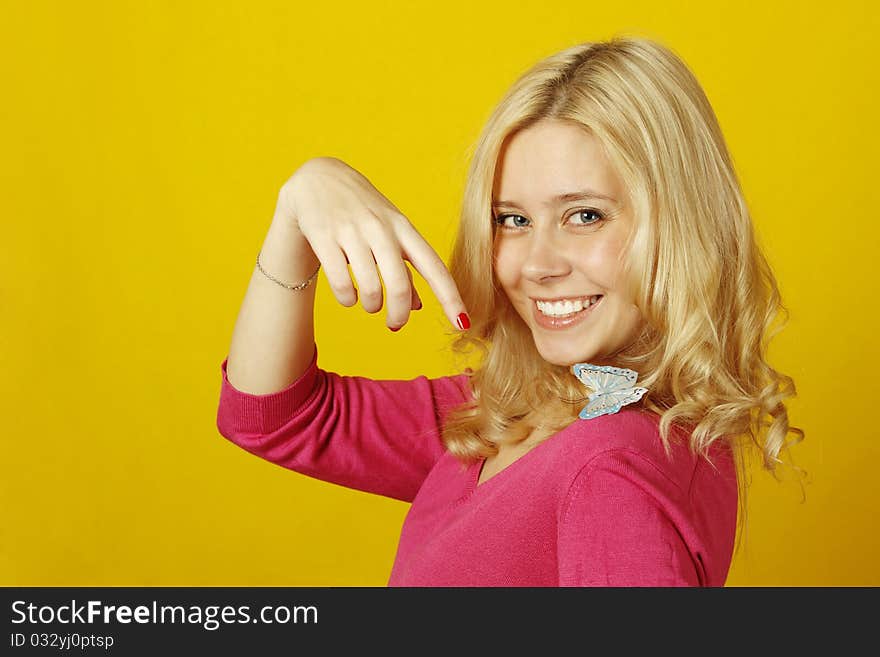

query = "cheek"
579;236;628;287
492;242;519;288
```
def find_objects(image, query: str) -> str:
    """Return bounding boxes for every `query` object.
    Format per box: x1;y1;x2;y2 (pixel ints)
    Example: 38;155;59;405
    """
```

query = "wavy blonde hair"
440;37;805;555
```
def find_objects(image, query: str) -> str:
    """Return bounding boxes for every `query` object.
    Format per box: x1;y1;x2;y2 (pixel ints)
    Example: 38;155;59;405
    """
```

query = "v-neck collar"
463;423;574;496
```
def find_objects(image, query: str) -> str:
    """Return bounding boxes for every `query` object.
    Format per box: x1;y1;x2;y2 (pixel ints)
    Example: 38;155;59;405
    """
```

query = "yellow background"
2;0;877;586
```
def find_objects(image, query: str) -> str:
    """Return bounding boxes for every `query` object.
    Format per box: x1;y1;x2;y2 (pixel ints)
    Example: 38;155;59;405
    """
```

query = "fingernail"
414;300;423;310
390;326;401;332
455;312;470;331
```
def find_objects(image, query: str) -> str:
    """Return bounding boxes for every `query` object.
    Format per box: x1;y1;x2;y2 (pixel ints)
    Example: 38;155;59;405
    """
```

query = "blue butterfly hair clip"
571;363;648;420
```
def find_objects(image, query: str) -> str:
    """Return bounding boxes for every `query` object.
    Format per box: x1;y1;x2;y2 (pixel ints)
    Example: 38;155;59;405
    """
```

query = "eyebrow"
491;190;618;209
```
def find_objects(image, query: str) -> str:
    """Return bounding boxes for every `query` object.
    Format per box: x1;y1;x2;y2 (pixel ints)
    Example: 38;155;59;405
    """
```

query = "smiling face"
492;119;644;367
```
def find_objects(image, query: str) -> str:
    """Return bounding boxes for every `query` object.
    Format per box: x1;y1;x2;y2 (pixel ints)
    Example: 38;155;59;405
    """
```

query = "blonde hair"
441;37;805;556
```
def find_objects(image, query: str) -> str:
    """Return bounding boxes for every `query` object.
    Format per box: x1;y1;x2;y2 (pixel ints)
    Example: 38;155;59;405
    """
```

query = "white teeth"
536;296;600;317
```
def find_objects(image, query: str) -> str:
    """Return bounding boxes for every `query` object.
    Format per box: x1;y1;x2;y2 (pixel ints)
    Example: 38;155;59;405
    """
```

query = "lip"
530;295;599;303
532;296;602;330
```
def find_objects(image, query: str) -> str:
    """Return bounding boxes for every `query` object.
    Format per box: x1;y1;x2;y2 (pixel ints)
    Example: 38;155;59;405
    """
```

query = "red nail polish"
456;312;470;330
390;326;400;332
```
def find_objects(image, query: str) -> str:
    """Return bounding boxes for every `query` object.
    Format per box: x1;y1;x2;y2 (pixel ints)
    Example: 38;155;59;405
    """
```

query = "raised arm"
217;343;473;502
225;156;469;395
219;157;472;500
223;183;321;396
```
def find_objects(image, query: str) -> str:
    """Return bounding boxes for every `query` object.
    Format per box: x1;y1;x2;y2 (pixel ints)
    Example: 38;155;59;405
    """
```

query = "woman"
216;37;803;586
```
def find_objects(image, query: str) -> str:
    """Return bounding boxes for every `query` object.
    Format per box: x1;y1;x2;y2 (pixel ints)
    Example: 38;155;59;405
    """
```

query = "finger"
306;233;357;307
337;225;384;314
393;218;469;331
363;224;414;330
404;262;423;310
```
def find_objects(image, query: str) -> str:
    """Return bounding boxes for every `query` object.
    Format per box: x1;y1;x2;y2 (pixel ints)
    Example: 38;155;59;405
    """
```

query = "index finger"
393;219;470;331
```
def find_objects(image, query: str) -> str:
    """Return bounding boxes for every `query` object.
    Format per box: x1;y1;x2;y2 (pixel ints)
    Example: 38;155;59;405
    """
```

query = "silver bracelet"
256;250;321;291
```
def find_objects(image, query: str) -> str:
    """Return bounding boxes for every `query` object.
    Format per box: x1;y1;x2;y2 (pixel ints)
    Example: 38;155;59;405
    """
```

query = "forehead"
492;120;623;203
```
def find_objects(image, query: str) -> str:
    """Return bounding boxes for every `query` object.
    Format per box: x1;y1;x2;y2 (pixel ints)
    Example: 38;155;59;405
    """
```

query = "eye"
493;214;530;229
569;209;604;226
493;209;605;230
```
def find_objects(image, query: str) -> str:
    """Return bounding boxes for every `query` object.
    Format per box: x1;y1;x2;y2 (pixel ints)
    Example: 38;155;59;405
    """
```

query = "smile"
532;295;603;329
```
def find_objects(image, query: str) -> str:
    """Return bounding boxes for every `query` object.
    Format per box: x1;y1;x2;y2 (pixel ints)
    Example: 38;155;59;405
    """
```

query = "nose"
521;225;571;283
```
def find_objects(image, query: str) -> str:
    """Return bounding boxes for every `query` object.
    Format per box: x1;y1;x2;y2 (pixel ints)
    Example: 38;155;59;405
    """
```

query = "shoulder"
553;408;687;470
544;408;731;501
548;409;739;586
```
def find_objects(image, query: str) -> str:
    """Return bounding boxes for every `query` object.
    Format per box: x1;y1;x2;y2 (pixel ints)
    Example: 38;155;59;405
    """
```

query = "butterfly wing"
571;363;647;420
571;363;638;394
578;386;648;420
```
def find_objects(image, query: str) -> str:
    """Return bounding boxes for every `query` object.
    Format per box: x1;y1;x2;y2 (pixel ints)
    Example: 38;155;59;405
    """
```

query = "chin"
534;339;600;368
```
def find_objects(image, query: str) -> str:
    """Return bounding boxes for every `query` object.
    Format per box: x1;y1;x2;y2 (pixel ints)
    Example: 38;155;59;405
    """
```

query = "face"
492;119;643;367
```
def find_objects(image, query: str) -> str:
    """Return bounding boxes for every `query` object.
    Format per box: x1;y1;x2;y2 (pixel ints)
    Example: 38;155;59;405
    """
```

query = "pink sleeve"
557;449;701;587
216;343;472;503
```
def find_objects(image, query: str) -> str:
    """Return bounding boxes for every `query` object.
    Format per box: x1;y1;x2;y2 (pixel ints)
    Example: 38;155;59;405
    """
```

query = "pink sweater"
216;344;738;586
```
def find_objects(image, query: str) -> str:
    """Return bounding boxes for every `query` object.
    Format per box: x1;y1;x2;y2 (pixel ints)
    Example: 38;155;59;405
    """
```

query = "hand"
277;157;470;332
